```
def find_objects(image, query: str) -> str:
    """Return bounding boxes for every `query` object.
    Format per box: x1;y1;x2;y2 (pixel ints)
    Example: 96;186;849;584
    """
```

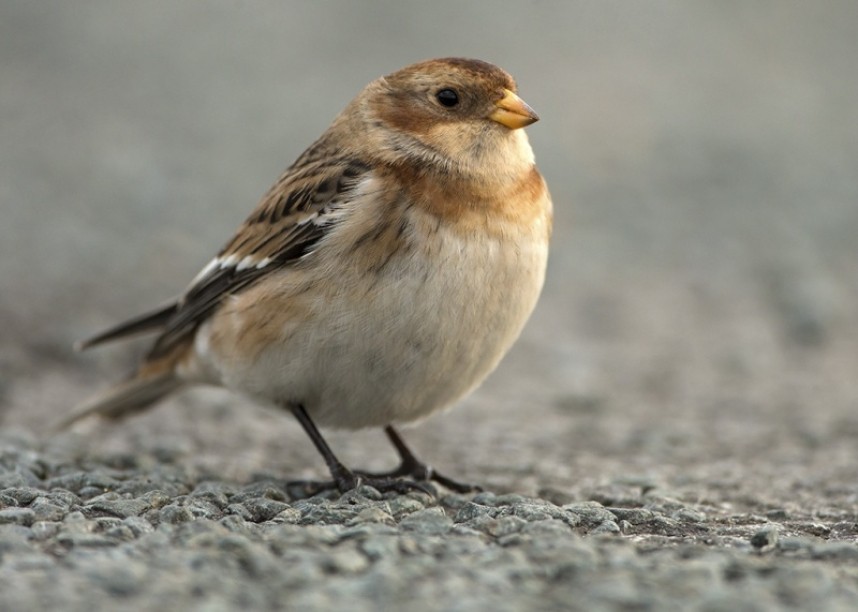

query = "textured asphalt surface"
2;2;858;610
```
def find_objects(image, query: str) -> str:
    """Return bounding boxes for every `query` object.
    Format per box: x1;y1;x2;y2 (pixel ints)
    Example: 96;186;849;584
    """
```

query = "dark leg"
288;405;432;497
356;426;482;493
290;404;359;493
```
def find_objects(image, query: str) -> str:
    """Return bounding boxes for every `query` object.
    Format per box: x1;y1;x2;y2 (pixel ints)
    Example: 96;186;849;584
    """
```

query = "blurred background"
2;1;856;494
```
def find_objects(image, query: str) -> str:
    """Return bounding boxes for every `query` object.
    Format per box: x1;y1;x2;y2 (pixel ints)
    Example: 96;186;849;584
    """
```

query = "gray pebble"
268;507;302;525
471;491;498;506
123;516;155;538
399;507;453;535
607;507;655;524
485;515;528;538
346;506;395;526
562;501;618;526
0;508;35;526
811;542;858;561
750;524;779;550
591;520;621;535
44;489;81;509
1;487;40;505
673;507;707;523
85;497;151;519
56;532;118;549
190;483;233;509
509;503;554;522
387;495;426;518
453;502;495;523
29;520;62;541
231;481;288;504
159;504;195;524
298;503;361;526
521;519;574;536
185;498;223;520
321;545;371;574
29;497;67;522
243;497;292;523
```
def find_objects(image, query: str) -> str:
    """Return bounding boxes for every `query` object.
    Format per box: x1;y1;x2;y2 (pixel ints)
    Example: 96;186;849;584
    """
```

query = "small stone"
190;483;232;509
269;507;302;524
346;506;395;526
85;497;150;519
591;520;621;535
471;492;498;506
608;508;655;524
243;497;292;522
510;503;554;522
562;501;617;526
399;507;452;535
521;519;573;536
0;507;35;526
56;532;117;548
89;561;147;596
45;489;80;509
360;534;401;561
185;498;224;520
29;498;66;522
797;522;832;537
140;490;171;510
387;496;425;518
811;542;858;561
486;515;528;538
673;507;707;523
750;524;779;550
453;502;495;523
1;487;40;505
29;521;62;541
778;537;815;553
322;546;371;574
123;516;155;538
159;504;194;524
232;482;288;504
104;523;136;541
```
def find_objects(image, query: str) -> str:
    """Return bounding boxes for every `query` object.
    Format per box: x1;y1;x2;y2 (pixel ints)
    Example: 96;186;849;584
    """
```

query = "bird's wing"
79;154;372;358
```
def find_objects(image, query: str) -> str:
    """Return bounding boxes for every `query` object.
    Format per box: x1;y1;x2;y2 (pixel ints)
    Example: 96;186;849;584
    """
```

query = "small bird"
60;58;552;495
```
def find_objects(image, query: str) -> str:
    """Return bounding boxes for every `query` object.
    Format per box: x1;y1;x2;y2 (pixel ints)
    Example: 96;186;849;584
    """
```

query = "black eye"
436;88;459;108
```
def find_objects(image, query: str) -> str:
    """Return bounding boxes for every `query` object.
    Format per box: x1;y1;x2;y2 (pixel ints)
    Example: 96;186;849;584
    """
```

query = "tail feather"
53;369;183;433
76;301;179;351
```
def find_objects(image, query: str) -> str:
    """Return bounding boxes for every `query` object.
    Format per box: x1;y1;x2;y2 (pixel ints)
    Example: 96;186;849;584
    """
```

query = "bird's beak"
489;88;539;129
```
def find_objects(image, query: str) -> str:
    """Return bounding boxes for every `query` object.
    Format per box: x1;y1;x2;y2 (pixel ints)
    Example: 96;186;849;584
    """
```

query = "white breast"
195;196;549;430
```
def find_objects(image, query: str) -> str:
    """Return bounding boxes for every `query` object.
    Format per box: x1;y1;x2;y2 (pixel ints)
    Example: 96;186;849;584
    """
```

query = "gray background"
2;2;858;609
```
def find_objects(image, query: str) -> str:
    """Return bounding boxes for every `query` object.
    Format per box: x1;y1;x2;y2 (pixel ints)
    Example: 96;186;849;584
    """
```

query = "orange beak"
489;88;539;129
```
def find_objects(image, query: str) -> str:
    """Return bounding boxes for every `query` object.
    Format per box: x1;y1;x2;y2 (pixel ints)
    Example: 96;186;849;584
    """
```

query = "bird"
59;57;552;496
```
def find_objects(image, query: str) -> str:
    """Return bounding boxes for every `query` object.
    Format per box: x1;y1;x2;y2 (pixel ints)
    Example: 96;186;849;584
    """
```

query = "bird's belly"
200;226;547;430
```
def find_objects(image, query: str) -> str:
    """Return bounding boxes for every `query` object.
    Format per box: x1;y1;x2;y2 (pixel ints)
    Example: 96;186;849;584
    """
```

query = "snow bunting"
61;58;552;494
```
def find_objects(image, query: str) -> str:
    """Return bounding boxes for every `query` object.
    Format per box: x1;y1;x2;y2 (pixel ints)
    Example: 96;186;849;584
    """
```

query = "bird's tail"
52;361;184;433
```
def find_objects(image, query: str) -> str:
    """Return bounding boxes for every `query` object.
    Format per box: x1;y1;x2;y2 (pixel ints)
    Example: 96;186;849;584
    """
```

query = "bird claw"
355;463;482;494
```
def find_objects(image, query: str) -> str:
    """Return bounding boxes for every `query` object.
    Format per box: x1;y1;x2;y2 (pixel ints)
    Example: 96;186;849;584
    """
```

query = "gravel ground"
3;2;858;611
3;429;858;612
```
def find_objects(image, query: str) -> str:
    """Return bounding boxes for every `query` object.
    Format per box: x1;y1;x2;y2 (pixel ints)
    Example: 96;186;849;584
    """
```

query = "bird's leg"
355;425;483;493
286;405;432;498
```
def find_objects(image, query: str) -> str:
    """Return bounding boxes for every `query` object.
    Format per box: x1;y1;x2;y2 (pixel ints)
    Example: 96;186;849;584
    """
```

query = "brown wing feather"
78;151;371;359
144;156;371;359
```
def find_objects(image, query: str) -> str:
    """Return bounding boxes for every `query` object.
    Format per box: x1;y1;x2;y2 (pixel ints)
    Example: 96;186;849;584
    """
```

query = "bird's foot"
286;467;434;500
356;458;482;494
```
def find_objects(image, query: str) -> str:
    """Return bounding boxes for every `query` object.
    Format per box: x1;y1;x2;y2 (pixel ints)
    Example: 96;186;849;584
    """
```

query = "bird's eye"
435;89;459;108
